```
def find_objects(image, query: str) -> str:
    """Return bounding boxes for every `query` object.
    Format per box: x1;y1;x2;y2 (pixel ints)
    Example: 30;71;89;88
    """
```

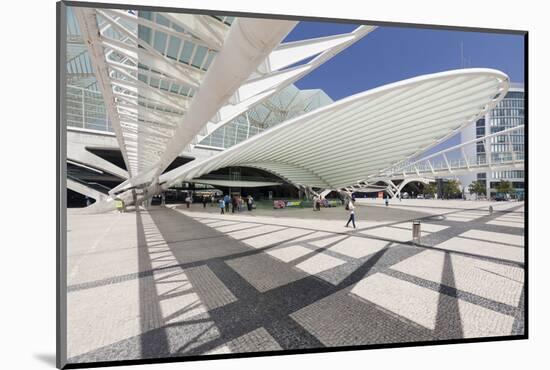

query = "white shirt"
348;201;355;214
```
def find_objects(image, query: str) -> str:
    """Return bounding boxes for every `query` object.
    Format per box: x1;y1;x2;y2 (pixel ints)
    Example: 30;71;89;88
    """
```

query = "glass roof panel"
170;83;180;93
166;36;181;60
199;84;333;149
155;13;171;27
139;10;152;20
179;41;194;64
191;45;208;68
153;30;168;54
138;25;152;44
149;77;160;88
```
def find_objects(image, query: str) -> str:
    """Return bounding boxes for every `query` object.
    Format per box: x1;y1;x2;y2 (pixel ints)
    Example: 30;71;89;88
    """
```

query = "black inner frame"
56;1;529;368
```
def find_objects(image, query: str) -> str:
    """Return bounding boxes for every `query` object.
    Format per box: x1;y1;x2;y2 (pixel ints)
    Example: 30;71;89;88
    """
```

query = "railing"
66;85;113;132
392;152;523;177
379;125;525;178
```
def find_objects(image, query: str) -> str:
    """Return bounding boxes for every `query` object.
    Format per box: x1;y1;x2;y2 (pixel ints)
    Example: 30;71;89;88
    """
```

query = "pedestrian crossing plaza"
66;200;525;363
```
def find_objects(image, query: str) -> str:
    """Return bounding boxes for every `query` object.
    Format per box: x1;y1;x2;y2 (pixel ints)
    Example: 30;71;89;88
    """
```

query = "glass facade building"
475;83;525;197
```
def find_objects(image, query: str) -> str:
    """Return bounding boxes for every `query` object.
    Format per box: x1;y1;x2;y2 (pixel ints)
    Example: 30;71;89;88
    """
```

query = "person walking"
231;196;237;214
202;195;207;208
185;194;191;208
219;198;225;214
345;199;356;228
115;197;124;213
247;195;253;211
224;194;230;213
385;195;389;207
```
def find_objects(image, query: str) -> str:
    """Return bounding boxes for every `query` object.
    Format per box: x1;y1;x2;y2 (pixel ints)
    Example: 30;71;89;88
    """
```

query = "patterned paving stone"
225;327;283;353
226;253;309;292
435;236;524;263
350;273;440;330
296;253;347;275
458;299;515;338
460;229;524;246
391;250;524;306
487;219;524;228
444;215;479;222
328;236;388;259
241;227;313;249
293;231;334;243
392;222;448;233
67;200;525;364
227;225;286;240
181;265;238;310
67;278;142;359
267;245;314;263
202;220;239;228
290;288;436;347
359;226;414;242
214;222;261;233
309;234;348;248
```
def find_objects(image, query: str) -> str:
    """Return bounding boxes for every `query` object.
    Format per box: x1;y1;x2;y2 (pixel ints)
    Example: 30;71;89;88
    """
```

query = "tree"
423;182;437;197
443;179;461;199
496;179;513;195
468;181;486;197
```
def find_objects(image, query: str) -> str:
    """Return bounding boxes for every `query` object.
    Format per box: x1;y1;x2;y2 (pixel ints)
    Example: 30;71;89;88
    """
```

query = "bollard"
412;220;421;244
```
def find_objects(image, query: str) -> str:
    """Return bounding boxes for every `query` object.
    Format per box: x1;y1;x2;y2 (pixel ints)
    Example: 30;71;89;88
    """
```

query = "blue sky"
284;22;524;101
284;22;524;155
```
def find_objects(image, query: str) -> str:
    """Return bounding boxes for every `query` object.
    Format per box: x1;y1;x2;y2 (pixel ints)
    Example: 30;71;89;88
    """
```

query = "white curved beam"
67;178;107;201
161;69;509;190
149;18;297;179
200;25;376;145
73;7;134;176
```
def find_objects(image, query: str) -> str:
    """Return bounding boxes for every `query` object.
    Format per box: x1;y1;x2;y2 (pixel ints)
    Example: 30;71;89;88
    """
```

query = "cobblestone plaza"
59;6;526;366
66;199;525;363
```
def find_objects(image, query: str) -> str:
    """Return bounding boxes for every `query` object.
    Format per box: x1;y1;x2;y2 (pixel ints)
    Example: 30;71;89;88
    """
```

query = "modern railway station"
61;5;526;364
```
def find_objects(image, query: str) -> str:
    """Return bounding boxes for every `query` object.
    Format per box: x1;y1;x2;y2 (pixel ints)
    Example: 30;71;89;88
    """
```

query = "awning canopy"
162;68;509;189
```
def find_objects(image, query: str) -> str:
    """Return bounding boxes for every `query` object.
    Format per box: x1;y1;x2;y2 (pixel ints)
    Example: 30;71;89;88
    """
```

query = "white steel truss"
377;124;525;178
71;9;519;213
160;69;510;191
73;8;378;198
74;8;233;179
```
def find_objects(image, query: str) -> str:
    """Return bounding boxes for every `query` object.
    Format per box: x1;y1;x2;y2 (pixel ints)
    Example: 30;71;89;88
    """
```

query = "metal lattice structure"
66;7;522;212
70;7;375;198
161;69;510;191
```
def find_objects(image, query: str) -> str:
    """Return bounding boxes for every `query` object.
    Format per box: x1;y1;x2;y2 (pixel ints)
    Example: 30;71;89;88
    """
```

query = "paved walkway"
66;201;525;363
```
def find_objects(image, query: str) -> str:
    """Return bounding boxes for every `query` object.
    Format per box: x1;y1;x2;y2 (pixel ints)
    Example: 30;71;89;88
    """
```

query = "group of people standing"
218;194;254;214
312;195;326;211
201;195;216;208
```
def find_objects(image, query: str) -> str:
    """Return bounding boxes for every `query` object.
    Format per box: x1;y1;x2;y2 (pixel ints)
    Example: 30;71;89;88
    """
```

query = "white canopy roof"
72;7;375;194
162;68;509;189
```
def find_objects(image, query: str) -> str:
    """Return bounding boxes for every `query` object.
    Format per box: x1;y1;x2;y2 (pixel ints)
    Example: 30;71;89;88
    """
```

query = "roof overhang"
161;68;510;189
